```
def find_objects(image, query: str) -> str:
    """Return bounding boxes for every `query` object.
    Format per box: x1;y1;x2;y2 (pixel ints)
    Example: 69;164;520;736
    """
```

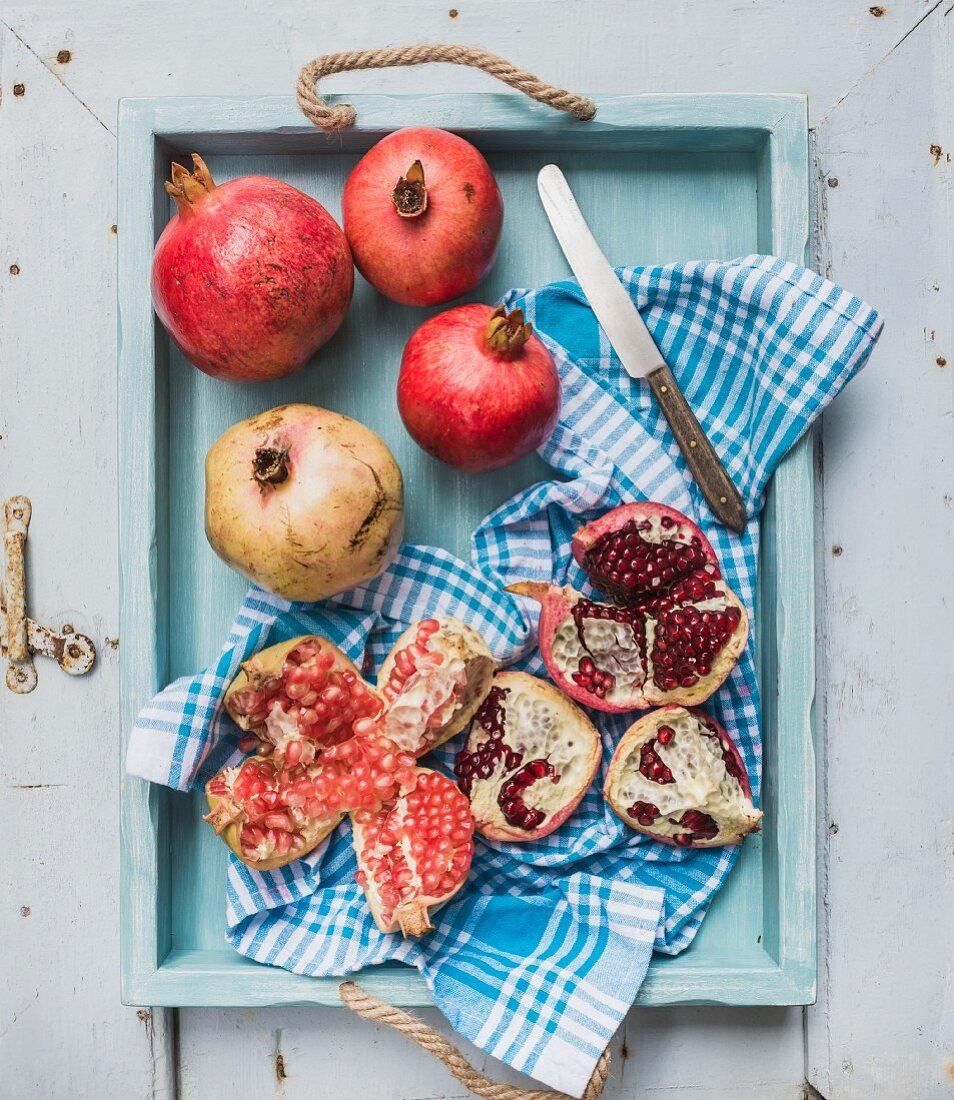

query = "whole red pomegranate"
455;672;600;842
605;706;761;848
152;154;353;382
509;503;748;711
342;127;503;306
205;404;404;602
397;304;561;472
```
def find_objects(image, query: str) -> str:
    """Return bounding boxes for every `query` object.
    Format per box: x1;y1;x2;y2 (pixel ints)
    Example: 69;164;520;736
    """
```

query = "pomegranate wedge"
352;768;475;936
455;671;601;842
377;617;495;757
605;706;761;847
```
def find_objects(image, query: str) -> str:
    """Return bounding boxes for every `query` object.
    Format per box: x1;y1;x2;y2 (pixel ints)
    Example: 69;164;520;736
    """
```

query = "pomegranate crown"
391;160;428;218
165;153;217;215
484;305;533;358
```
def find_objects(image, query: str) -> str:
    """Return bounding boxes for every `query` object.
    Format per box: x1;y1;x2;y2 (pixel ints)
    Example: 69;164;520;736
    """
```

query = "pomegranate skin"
342;127;503;306
152;159;354;382
398;304;561;473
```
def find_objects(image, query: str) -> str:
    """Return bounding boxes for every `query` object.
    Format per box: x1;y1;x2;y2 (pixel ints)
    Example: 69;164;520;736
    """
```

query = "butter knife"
536;164;747;534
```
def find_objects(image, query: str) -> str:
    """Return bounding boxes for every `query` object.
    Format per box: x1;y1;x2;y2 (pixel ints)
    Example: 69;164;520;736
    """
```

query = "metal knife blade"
536;164;747;533
537;164;665;378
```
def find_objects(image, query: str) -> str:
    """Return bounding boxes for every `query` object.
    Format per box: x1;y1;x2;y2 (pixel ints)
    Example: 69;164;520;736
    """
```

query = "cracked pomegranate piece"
509;502;748;711
224;635;386;764
352;768;475;936
455;671;601;843
377;617;495;756
205;732;420;869
571;502;721;605
204;756;342;870
604;706;761;848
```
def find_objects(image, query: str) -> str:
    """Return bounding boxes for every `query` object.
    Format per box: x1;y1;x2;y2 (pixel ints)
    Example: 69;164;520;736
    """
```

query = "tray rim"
118;91;813;1009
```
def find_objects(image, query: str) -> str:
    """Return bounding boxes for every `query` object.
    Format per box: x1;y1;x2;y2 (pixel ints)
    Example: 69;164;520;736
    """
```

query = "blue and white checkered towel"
127;255;881;1097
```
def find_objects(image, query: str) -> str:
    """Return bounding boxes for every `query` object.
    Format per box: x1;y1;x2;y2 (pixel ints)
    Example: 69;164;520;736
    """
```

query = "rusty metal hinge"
1;496;96;693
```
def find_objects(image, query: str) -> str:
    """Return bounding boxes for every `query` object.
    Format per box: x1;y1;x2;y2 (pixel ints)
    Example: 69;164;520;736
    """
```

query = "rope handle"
296;45;597;131
338;981;611;1100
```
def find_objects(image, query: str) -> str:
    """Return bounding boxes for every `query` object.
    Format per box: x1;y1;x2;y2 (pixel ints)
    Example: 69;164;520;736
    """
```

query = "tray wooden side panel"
119;93;812;1008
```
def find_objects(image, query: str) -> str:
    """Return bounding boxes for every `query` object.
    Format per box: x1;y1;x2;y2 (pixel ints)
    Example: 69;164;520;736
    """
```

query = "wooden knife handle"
646;365;747;534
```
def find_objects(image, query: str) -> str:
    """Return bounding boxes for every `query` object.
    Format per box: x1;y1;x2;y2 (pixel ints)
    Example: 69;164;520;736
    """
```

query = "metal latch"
1;496;96;693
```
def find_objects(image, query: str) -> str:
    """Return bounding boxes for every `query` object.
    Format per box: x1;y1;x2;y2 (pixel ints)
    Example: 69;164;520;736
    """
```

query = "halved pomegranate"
377;618;495;757
225;635;386;764
511;574;747;712
454;671;601;843
204;756;342;870
604;706;761;847
352;768;475;936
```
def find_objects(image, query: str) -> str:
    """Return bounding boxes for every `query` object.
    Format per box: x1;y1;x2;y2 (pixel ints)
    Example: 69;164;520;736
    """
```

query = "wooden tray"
119;92;814;1008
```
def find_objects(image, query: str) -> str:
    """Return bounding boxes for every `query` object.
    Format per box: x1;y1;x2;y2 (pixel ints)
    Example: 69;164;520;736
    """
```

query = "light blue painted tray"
118;93;814;1008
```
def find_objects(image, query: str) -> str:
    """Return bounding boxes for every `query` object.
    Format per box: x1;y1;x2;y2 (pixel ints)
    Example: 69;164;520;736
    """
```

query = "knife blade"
536;164;747;534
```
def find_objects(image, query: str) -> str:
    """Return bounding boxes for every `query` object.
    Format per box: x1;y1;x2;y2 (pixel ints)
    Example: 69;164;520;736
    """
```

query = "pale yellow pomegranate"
205;404;404;601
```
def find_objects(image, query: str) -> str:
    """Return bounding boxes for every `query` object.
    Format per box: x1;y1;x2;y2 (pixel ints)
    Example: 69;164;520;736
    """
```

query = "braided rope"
296;44;597;131
338;981;611;1100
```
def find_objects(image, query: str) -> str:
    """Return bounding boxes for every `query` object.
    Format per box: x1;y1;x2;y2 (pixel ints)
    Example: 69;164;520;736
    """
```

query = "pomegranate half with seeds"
511;579;746;713
204;756;342;870
378;618;495;757
225;635;386;765
352;768;475;936
455;671;601;842
605;706;761;847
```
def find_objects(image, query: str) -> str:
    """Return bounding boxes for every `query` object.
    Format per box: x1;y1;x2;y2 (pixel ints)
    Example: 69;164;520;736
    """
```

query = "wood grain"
645;365;748;533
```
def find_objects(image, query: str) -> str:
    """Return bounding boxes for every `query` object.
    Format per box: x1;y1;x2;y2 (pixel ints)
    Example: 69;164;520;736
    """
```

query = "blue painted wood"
119;92;812;1009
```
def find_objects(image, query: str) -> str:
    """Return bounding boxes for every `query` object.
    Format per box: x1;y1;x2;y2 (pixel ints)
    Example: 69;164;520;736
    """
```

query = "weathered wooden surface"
1;1;950;1097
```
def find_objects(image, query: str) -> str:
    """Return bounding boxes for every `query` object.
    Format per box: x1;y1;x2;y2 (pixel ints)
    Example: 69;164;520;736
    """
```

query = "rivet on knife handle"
646;366;747;533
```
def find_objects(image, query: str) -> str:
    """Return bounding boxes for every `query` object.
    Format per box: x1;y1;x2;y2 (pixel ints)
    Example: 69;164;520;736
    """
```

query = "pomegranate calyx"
203;796;242;835
484;306;533;358
506;580;550;602
164;153;217;215
396;899;434;938
391;160;428;218
252;445;290;491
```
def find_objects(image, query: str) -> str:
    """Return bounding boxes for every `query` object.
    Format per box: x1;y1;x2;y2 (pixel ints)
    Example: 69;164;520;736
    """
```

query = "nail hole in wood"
56;49;71;63
13;83;25;96
832;544;843;556
827;177;839;188
9;264;20;275
937;356;947;367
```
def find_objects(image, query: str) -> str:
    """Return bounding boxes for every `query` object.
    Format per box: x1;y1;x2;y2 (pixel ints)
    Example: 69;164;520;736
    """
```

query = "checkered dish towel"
127;255;882;1097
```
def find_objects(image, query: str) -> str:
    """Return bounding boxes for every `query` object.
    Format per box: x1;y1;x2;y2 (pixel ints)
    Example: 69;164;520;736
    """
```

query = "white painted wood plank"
807;4;954;1098
3;0;949;1096
0;21;172;1100
177;1004;805;1100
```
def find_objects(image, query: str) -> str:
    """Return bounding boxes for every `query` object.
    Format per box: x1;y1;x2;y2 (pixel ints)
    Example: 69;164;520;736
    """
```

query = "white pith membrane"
380;620;494;755
551;614;644;705
382;640;467;750
605;708;761;846
352;769;475;936
459;673;599;839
